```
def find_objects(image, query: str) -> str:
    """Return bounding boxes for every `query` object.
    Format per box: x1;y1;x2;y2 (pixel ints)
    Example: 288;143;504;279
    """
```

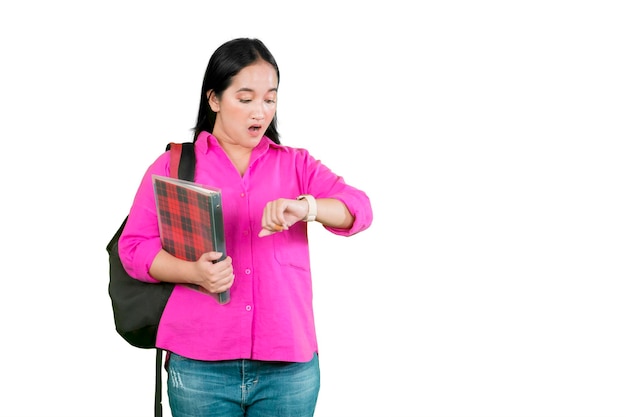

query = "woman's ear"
207;90;220;112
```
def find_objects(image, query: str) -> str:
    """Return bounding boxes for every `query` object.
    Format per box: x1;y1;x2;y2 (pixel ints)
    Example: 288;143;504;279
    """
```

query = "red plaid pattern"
153;175;224;261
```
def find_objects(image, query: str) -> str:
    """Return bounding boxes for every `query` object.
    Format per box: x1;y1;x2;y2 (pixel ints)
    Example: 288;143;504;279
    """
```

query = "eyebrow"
236;87;278;93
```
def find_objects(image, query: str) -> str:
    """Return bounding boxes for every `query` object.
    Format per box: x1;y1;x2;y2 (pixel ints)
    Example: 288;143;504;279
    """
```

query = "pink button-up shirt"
118;132;373;362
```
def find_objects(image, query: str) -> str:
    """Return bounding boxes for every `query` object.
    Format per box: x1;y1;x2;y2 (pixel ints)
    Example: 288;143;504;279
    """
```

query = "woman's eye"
239;99;252;103
265;99;276;104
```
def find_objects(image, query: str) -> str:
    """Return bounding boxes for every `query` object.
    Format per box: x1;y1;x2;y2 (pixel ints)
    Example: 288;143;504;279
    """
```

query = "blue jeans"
166;352;320;417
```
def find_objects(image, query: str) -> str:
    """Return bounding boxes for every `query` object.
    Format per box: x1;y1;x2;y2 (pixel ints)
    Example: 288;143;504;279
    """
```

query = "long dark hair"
193;38;281;144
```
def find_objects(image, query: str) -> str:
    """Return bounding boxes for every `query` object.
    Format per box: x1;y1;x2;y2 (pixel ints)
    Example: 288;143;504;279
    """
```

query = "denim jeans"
166;352;320;417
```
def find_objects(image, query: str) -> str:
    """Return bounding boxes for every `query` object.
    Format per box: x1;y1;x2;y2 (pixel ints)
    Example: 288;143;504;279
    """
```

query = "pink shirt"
118;131;373;362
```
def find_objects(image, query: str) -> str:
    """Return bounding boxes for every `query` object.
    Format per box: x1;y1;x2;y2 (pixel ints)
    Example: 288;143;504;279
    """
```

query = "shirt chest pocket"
272;226;311;271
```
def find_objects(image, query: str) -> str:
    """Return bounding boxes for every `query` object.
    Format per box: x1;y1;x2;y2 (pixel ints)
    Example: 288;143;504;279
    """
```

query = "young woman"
119;37;373;417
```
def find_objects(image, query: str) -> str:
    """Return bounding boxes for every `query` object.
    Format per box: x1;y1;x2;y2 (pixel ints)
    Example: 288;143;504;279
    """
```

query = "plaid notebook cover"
152;175;230;304
153;176;223;261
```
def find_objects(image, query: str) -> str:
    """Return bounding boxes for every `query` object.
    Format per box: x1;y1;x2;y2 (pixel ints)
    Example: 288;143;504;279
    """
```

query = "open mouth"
249;124;262;133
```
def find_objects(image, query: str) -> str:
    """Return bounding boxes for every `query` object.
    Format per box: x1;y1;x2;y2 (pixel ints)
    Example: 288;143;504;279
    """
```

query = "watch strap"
297;194;317;222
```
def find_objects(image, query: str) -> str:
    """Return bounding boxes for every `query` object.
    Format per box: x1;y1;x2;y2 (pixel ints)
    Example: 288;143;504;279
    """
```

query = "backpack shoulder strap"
166;142;195;181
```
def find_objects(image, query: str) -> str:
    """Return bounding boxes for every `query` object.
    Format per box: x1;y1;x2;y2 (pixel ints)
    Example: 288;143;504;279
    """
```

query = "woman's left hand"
258;197;308;237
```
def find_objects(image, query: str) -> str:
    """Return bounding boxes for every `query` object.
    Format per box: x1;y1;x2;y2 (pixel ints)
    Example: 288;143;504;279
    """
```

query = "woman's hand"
192;252;234;294
258;198;308;237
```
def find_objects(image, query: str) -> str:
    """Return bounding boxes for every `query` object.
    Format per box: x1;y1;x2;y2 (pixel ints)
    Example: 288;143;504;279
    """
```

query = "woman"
119;37;373;417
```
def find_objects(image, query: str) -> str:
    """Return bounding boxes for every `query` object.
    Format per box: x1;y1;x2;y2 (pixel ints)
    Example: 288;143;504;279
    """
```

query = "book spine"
210;193;230;305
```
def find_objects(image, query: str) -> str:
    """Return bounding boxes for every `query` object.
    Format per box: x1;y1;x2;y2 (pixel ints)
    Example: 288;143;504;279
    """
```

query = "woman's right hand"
193;252;234;294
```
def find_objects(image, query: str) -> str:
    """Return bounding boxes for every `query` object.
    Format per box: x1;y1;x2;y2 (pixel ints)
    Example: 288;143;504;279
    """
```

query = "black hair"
193;38;281;144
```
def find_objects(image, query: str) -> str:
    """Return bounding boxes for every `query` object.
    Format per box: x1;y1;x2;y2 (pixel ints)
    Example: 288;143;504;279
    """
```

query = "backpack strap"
154;348;164;417
166;142;196;181
153;141;196;417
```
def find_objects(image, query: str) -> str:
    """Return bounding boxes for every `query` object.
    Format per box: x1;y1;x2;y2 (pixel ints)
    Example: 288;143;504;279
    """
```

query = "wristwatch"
297;194;317;222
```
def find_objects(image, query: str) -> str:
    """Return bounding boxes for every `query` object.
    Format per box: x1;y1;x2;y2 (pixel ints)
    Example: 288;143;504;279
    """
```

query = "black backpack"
106;141;195;417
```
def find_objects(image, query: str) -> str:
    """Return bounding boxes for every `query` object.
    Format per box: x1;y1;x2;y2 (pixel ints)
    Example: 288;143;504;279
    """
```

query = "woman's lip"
247;126;263;136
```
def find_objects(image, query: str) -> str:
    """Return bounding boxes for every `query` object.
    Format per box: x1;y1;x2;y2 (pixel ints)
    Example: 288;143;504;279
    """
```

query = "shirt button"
245;269;251;275
245;305;252;311
243;230;249;236
240;192;245;197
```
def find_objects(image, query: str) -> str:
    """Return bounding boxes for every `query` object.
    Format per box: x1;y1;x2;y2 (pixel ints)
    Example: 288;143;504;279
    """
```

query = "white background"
1;1;625;416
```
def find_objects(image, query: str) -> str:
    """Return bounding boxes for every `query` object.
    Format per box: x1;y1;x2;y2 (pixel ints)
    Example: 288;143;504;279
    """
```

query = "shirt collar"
197;131;284;156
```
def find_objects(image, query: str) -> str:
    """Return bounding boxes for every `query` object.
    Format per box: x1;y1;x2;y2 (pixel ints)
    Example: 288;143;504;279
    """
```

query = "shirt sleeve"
298;150;373;236
117;152;171;282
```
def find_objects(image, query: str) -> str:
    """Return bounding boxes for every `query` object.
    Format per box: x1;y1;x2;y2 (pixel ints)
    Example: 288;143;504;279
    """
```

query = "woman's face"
209;60;278;149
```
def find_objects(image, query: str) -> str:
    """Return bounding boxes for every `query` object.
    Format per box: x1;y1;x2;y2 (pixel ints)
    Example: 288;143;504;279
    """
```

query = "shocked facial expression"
209;60;278;149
